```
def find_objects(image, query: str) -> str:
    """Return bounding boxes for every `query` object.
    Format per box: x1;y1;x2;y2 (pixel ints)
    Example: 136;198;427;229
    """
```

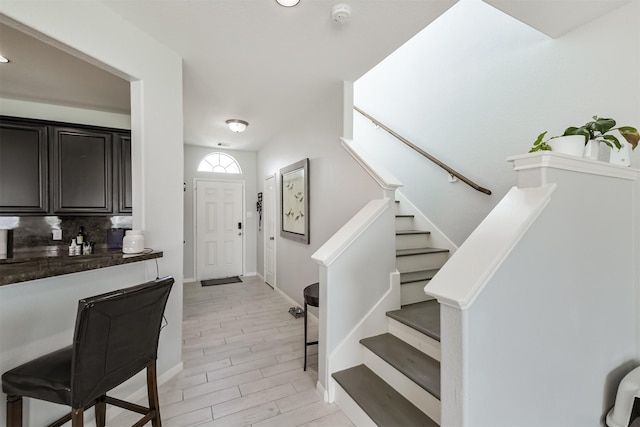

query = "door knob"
269;237;274;240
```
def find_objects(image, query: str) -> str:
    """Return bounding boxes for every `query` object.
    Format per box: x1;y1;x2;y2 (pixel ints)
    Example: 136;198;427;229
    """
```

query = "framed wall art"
280;158;309;244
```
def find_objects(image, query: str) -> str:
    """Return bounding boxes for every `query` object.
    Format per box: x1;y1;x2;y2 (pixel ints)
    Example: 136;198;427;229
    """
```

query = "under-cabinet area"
0;116;132;215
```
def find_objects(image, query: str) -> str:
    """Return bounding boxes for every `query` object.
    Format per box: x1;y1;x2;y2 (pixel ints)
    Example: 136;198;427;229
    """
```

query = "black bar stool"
2;276;174;427
303;282;319;371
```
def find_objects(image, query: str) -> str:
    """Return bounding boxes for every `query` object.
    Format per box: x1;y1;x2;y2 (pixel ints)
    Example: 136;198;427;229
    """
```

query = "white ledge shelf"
507;151;639;183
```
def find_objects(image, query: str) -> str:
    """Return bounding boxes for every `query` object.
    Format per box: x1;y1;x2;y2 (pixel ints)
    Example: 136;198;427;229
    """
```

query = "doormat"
201;276;242;286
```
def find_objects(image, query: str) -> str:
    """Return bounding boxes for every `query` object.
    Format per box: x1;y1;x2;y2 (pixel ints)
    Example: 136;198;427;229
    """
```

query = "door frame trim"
263;174;277;289
193;178;246;280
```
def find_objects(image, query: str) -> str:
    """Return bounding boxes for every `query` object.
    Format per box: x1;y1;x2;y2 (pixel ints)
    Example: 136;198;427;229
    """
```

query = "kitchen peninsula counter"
0;248;163;286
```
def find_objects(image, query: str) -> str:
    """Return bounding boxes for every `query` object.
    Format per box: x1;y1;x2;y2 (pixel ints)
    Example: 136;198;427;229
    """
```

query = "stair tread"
333;364;439;427
401;269;439;284
361;333;440;399
396;229;431;236
396;247;449;257
387;300;440;342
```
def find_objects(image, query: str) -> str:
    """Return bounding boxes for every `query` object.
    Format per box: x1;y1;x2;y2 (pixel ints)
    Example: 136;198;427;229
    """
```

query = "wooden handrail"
354;106;492;195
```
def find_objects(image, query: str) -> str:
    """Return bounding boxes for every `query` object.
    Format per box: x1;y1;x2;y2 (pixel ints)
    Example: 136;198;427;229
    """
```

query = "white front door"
264;175;276;287
196;180;244;280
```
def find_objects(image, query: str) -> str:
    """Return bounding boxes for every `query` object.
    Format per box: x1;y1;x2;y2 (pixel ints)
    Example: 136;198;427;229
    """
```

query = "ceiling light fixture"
226;119;249;133
276;0;300;7
0;56;9;63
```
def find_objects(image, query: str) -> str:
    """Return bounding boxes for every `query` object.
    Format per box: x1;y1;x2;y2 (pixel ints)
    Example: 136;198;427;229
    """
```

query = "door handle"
269;237;274;240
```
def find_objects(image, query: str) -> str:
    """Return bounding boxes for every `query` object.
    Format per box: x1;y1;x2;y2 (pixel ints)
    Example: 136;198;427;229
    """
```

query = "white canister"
122;230;145;254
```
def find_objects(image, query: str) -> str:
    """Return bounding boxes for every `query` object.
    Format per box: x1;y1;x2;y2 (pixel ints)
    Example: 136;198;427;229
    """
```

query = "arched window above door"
197;152;242;174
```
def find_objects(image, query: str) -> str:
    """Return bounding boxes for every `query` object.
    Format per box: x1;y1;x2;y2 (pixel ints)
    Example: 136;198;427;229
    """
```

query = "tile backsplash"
0;215;132;250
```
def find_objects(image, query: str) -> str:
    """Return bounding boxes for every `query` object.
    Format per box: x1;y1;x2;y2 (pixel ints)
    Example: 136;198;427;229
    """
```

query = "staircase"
331;201;449;426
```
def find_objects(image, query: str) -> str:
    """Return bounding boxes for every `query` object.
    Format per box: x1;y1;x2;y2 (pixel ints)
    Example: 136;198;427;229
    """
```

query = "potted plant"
529;131;552;152
563;116;639;163
529;131;584;156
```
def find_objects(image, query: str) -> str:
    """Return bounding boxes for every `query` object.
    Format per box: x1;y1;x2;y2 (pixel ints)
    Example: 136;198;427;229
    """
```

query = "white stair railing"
311;138;401;401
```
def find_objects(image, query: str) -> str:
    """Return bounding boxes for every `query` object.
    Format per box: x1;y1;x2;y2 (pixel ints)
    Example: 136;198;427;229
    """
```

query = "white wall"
0;1;184;424
354;0;640;247
183;145;258;280
256;83;382;306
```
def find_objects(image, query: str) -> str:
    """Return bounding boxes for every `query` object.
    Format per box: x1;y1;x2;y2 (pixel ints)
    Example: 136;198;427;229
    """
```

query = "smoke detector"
331;4;351;24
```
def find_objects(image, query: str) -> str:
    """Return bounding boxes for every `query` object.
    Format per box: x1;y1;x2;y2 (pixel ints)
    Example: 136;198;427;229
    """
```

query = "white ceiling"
0;0;630;151
483;0;632;38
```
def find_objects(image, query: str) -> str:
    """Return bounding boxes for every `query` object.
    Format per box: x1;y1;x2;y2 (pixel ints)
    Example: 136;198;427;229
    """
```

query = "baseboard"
184;277;195;284
243;271;257;277
317;379;329;402
274;286;319;323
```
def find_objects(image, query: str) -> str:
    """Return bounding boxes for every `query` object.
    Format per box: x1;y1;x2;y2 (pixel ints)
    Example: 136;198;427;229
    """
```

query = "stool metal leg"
304;301;308;371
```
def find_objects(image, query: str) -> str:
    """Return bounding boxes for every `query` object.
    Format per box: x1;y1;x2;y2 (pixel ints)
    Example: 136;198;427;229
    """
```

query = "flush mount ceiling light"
276;0;300;6
0;56;9;63
226;119;249;133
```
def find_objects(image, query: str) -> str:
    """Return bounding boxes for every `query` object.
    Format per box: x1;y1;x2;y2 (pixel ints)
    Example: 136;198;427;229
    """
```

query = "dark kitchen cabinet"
51;127;114;214
0;119;49;214
0;116;131;216
116;132;132;213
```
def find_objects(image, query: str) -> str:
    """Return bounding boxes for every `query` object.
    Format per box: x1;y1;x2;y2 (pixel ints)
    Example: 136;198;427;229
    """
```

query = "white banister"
312;198;390;267
340;137;403;191
425;184;557;309
309;137;401;401
311;197;397;401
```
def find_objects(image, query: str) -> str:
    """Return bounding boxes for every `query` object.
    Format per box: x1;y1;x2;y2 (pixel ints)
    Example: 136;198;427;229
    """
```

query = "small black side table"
303;282;319;371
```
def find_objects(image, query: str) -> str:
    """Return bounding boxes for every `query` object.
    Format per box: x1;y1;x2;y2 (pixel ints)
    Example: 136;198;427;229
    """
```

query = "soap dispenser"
76;226;86;245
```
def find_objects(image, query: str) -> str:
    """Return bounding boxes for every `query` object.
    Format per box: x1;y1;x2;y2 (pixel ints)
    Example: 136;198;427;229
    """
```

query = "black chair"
2;276;175;427
303;282;319;371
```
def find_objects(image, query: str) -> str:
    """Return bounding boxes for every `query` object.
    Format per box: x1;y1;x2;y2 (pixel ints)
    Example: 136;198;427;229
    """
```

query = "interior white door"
196;180;243;280
264;175;276;287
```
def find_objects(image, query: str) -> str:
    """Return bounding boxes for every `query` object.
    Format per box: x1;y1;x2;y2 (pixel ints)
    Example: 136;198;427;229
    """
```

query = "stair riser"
396;234;431;250
334;382;378;427
401;280;435;305
388;318;441;362
363;348;441;425
395;216;415;230
397;252;448;273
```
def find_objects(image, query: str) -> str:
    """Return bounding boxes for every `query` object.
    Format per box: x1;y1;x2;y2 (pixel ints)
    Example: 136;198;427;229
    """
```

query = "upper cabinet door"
0;120;49;214
52;127;113;214
116;132;132;213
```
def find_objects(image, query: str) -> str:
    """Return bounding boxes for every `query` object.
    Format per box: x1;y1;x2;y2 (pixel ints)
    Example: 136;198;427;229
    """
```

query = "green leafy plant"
563;116;639;151
529;131;552;152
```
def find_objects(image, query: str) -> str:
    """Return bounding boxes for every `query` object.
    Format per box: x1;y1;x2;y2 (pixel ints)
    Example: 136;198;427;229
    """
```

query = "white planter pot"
608;130;632;167
548;135;585;157
584;140;611;162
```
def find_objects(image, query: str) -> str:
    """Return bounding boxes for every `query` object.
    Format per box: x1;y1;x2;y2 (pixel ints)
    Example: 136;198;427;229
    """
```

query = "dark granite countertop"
0;247;163;286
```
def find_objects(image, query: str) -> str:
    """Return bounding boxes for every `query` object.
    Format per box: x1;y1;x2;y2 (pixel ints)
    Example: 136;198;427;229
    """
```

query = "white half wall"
463;167;637;425
0;1;184;424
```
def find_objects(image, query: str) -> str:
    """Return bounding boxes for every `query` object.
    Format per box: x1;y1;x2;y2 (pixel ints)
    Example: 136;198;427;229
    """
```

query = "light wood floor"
112;276;353;427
